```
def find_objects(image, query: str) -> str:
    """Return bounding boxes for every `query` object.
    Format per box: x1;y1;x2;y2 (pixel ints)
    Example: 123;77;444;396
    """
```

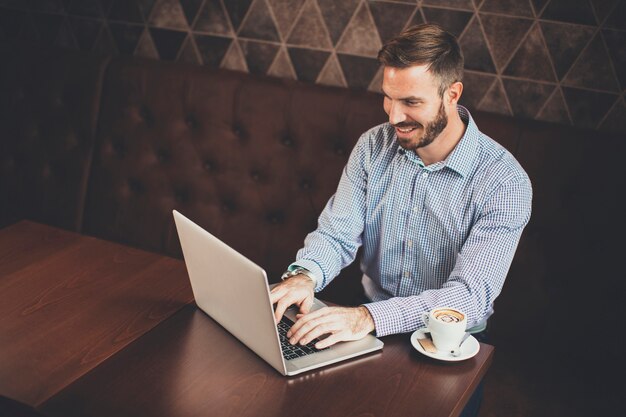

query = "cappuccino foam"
433;309;464;323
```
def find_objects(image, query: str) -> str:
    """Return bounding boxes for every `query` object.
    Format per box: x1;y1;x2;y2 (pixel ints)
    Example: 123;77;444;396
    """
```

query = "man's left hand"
286;306;375;349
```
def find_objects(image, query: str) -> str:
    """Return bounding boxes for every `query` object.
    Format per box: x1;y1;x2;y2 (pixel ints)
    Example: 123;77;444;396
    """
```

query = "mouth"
396;126;417;134
394;125;420;136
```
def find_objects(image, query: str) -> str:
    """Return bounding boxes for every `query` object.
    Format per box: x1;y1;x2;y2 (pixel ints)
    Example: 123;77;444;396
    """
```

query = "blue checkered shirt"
290;106;532;337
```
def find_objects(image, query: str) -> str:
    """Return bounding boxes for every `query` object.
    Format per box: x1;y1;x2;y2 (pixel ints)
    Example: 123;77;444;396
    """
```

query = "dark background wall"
1;0;625;134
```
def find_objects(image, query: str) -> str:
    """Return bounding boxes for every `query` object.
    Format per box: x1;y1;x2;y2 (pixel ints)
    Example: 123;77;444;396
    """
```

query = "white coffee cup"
422;307;467;353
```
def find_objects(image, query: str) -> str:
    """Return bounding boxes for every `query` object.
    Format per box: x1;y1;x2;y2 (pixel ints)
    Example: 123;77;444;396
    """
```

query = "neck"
416;107;466;166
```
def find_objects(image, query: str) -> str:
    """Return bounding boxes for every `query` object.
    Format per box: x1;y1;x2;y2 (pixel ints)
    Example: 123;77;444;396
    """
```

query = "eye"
405;100;420;106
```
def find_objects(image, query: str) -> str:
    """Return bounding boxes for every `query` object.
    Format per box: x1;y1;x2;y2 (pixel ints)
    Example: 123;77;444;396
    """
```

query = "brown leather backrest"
6;44;621;318
82;57;387;283
0;44;106;231
0;43;108;230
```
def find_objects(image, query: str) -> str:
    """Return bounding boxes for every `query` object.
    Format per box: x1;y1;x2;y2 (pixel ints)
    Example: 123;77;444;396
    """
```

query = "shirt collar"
443;105;479;178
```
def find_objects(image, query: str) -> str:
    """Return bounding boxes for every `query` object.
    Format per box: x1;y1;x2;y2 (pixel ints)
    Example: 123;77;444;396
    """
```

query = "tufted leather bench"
0;43;109;232
74;56;385;304
1;43;624;415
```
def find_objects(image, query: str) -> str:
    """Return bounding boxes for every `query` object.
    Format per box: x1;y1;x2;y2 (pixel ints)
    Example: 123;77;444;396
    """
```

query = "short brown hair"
378;24;464;96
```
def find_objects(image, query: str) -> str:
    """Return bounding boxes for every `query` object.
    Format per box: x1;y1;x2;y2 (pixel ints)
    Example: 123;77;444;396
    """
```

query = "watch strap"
281;267;316;283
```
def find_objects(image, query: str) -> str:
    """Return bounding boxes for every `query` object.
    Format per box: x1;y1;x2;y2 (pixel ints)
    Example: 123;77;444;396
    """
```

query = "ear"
446;82;463;106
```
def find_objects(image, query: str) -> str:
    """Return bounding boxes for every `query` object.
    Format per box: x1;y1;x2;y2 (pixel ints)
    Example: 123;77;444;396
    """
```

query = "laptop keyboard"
277;316;328;360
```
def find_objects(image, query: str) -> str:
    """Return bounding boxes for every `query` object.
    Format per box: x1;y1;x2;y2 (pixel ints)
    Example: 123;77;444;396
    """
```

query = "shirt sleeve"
364;175;533;337
292;134;370;292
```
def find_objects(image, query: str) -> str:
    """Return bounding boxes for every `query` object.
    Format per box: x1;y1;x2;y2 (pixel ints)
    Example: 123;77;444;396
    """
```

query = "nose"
388;101;406;126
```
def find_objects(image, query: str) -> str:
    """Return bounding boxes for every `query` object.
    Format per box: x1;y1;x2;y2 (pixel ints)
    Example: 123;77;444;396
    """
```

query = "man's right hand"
269;274;315;323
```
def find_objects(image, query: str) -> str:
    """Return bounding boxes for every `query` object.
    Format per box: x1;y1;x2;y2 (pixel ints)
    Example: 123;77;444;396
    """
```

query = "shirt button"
407;240;413;247
404;271;410;278
422;172;428;178
413;207;419;213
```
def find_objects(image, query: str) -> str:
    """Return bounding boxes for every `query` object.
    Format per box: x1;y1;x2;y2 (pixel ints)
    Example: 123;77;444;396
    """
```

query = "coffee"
422;307;468;353
433;309;464;323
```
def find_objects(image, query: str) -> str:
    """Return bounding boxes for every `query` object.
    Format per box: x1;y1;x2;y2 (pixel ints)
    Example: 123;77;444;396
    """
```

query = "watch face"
281;269;298;280
282;268;304;280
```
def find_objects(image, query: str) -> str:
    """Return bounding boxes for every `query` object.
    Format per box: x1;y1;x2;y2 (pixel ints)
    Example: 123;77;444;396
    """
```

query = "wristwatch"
281;267;316;284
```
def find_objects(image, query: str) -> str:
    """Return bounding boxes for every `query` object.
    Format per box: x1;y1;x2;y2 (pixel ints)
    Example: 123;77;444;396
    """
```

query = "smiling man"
270;24;532;379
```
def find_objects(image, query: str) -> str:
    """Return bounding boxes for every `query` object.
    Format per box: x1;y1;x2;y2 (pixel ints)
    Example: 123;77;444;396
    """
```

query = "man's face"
382;65;449;151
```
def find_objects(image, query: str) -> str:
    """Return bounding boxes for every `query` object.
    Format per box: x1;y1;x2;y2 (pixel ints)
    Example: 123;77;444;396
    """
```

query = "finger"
315;332;343;349
287;308;325;338
290;315;332;345
269;286;287;305
290;306;337;335
299;322;336;346
274;298;293;323
298;296;314;315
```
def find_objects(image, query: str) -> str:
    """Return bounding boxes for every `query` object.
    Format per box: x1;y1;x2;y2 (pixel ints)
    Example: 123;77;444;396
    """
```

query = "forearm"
363;282;492;337
294;226;362;291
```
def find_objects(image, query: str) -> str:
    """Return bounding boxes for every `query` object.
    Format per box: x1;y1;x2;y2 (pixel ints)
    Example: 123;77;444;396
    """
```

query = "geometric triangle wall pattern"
1;0;625;134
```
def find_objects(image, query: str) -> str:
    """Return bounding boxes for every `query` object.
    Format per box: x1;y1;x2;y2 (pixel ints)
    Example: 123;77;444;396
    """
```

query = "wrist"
359;306;376;334
281;267;316;286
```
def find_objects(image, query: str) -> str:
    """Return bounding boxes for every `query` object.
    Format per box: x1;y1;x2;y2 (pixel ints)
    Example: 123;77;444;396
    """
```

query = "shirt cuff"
363;298;414;337
287;260;324;292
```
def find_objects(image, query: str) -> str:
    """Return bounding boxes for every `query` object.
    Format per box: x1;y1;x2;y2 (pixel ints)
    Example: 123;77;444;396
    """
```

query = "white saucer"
410;329;480;362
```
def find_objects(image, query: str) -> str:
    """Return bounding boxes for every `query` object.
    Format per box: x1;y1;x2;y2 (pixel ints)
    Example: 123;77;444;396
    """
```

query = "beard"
395;100;448;151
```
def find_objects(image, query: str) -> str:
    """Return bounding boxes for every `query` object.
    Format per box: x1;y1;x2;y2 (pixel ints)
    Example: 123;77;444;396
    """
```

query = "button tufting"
282;137;293;147
221;201;235;213
334;144;346;156
156;150;168;163
174;190;188;203
266;211;285;225
233;124;244;137
185;115;198;129
202;160;214;172
113;141;125;156
128;179;143;194
251;171;261;181
300;179;312;190
139;106;154;125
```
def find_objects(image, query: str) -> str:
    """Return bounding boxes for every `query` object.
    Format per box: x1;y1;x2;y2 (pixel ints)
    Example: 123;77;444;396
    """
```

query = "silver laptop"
173;210;383;376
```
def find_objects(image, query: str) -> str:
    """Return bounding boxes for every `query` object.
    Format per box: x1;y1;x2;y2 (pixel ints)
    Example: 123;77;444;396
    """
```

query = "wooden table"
1;221;494;417
0;221;194;414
